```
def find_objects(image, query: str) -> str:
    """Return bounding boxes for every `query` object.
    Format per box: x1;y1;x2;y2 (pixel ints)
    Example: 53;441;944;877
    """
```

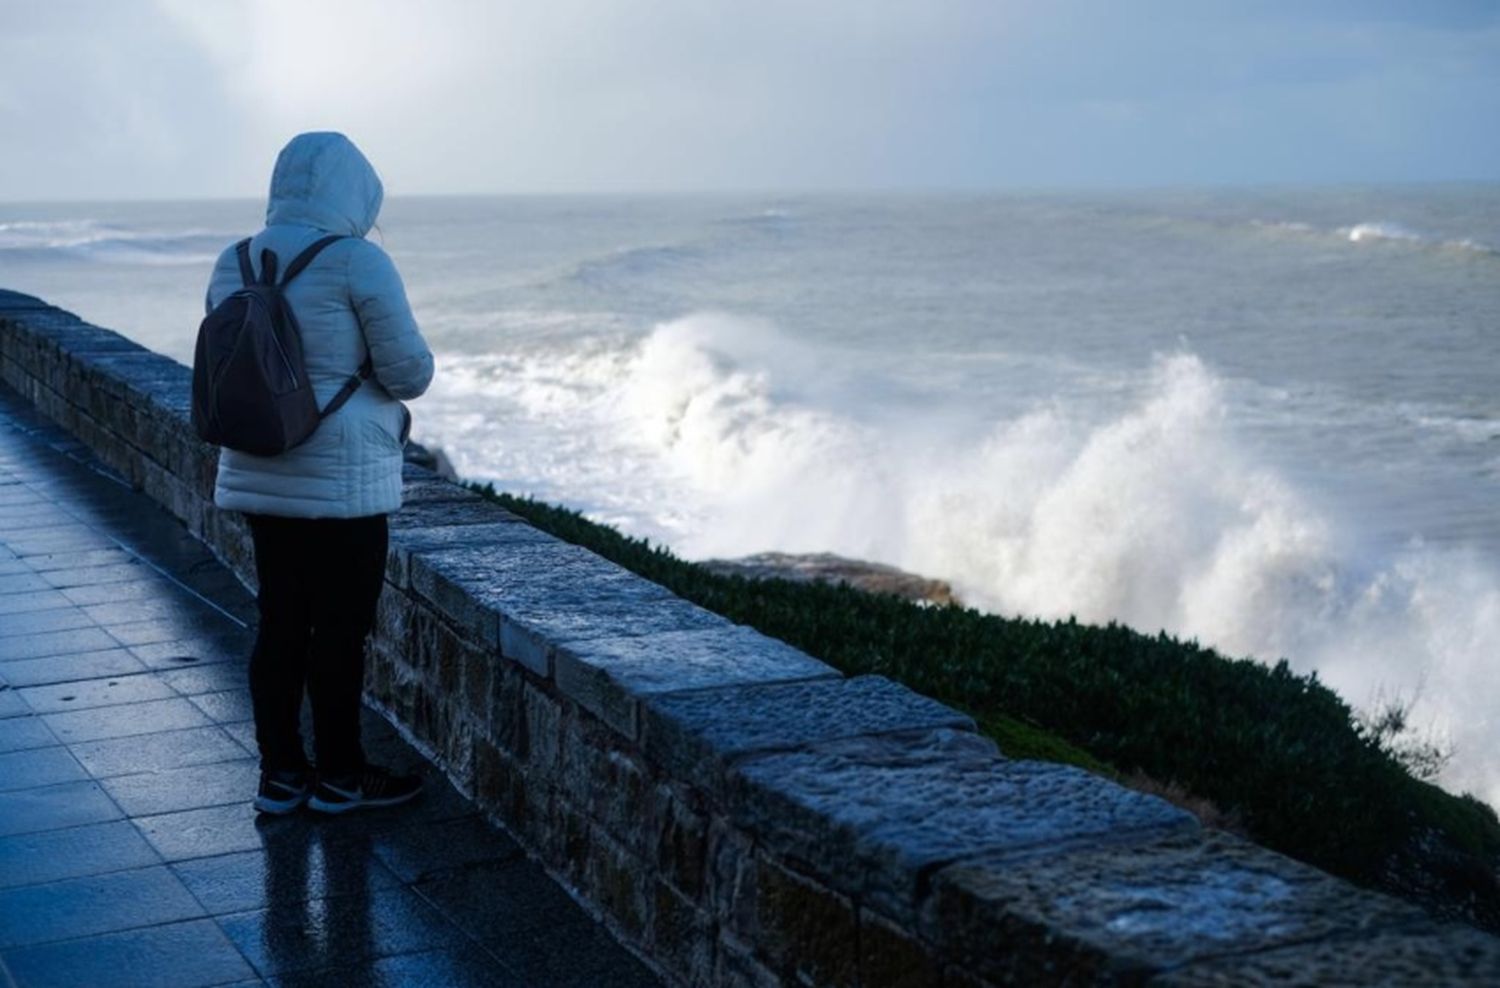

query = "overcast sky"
2;0;1497;199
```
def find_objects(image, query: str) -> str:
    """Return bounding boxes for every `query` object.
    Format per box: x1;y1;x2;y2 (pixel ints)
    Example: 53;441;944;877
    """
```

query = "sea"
2;187;1497;805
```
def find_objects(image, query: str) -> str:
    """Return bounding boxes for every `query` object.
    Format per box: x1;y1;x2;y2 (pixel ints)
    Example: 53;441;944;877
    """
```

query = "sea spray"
423;314;1500;806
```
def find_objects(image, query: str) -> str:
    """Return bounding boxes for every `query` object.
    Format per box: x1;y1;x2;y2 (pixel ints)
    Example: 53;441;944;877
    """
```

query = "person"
204;132;434;815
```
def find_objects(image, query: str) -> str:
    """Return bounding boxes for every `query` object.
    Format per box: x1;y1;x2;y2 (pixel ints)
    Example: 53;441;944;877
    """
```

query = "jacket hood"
265;132;383;237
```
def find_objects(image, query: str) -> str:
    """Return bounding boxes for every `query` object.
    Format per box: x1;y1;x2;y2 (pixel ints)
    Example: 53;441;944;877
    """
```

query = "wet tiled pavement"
0;382;663;988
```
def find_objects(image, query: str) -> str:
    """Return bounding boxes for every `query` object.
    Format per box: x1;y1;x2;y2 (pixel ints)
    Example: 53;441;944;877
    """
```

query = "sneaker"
254;768;311;815
307;764;423;815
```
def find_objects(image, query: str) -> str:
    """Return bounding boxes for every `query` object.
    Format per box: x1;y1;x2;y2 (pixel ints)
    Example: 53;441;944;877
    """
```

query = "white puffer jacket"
205;132;434;519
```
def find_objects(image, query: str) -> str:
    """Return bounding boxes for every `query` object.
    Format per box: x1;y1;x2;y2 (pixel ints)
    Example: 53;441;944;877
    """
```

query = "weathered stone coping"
4;287;1498;986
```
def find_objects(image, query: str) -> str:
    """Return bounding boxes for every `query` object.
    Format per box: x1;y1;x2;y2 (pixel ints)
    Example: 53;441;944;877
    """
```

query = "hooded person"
204;132;434;815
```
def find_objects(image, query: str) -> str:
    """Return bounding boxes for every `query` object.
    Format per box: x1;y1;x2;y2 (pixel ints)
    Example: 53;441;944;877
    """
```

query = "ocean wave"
564;242;707;286
1250;217;1497;256
419;315;1500;805
0;218;227;265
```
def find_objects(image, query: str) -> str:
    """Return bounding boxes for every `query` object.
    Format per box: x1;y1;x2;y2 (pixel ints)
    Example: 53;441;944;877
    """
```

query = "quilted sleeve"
346;241;435;400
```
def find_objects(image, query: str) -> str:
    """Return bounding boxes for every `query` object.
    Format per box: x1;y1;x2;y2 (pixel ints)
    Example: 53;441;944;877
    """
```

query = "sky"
1;0;1497;199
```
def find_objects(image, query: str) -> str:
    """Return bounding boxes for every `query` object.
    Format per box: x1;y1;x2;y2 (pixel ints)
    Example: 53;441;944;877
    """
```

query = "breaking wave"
1251;217;1497;256
421;311;1500;806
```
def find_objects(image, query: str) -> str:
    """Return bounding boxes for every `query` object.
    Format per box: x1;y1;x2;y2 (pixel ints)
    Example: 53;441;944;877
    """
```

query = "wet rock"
699;551;959;606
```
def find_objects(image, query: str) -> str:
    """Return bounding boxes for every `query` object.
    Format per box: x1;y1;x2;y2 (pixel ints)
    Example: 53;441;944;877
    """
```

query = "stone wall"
4;288;1498;986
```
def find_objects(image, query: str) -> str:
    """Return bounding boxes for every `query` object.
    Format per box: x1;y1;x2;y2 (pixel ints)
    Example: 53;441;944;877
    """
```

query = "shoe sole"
306;789;421;815
253;793;307;815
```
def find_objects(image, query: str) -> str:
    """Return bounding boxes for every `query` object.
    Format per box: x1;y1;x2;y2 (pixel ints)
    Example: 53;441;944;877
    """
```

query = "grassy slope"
471;484;1500;928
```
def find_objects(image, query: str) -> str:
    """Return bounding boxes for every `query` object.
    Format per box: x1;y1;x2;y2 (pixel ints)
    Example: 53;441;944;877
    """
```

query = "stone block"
389;498;527;530
520;681;565;782
401;473;481;504
387;519;551;589
925;830;1434;986
731;730;1196;924
654;784;709;899
406;537;598;647
713;931;783;988
751;855;859;988
706;815;758;931
473;735;539;834
859;909;944;988
545;795;595;889
1149;923;1500;986
70;415;139;484
373;586;416;656
489;658;526;755
460;645;493;728
585;823;654;941
643;674;974;795
501;562;730;679
556;709;657;856
652;879;714;987
441;718;476;797
556;624;837;740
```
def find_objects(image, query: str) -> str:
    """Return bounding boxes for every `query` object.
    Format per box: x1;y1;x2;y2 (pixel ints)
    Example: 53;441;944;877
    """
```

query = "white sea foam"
421;312;1500;806
1251;217;1497;256
1345;221;1424;244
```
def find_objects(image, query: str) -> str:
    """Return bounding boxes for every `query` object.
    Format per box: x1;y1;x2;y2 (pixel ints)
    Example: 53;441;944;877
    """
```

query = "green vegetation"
470;484;1500;926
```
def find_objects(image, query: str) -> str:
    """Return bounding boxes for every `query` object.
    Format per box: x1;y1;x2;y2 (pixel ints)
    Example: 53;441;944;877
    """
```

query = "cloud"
1;0;1496;198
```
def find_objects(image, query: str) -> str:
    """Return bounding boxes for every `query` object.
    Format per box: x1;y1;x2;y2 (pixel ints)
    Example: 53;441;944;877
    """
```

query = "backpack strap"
280;235;347;286
233;239;255;287
259;249;279;286
319;355;374;422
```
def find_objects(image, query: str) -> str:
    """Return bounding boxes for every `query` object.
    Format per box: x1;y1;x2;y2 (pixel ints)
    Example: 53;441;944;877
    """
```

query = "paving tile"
39;560;152;589
105;619;217;647
415;858;594;941
71;725;248;778
6;528;117;556
128;634;252;668
189;687;256;724
0;819;161;890
369;814;524;884
216;885;465;978
0;507;78;528
0;918;256;988
134;801;271;862
61;576;180;606
18;672;176;713
0;745;87;792
0;625;121;662
0;715;56;753
225;719;260;758
0;864;204;948
460;914;663;988
173;834;402;916
0;588;74;616
83;596;230;630
43;696;213;743
101;759;260;817
268;944;526;988
0;571;51;595
0;780;123;839
0;648;146;687
21;546;134;573
0;605;95;639
0;689;28;719
161;661;251;696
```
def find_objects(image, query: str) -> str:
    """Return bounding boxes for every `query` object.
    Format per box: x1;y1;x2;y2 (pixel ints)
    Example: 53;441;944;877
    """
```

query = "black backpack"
191;235;372;456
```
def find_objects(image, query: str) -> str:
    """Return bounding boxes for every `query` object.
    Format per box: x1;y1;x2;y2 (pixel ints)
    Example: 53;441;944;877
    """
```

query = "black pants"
245;513;388;776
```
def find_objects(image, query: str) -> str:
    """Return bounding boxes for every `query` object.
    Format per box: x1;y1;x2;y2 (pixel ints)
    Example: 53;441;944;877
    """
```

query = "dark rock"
699;551;959;606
